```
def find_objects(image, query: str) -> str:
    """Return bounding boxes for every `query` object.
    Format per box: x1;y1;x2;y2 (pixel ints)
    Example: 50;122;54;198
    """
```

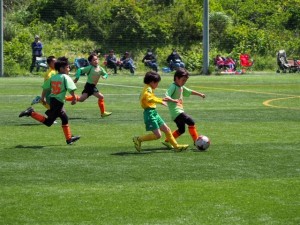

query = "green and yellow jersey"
140;84;163;109
44;68;56;81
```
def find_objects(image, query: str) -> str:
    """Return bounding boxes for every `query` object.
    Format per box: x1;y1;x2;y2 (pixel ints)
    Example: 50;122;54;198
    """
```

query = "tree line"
3;0;300;75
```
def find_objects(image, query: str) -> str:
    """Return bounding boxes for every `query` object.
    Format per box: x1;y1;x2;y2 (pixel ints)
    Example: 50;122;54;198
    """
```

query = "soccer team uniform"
75;65;108;96
165;83;198;142
140;84;165;131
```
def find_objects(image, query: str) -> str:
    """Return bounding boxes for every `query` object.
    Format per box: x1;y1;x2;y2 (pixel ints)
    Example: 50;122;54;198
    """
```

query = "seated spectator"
120;52;135;75
224;57;236;71
105;50;120;74
142;49;158;72
214;55;225;69
166;50;185;71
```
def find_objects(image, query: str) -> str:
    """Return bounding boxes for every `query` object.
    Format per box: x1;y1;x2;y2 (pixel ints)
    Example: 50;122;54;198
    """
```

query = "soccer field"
0;73;299;224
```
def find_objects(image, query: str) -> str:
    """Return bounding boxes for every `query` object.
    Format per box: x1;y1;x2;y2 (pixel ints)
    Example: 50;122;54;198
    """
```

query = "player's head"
88;53;99;66
174;68;189;81
57;56;69;64
144;71;161;84
47;56;56;68
54;60;69;73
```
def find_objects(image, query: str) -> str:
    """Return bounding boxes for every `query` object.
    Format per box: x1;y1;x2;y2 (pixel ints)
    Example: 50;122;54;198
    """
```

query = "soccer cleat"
174;144;189;152
66;135;80;145
31;96;41;105
101;111;112;118
132;136;141;152
19;107;34;117
162;141;174;150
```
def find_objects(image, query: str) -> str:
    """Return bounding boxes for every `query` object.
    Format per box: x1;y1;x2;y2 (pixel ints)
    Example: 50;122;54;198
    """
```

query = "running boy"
19;60;80;145
163;68;205;148
31;55;57;109
133;71;189;152
65;53;112;118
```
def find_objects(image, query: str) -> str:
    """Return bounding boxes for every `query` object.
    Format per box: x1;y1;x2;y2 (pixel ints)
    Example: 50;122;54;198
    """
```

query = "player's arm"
191;90;205;98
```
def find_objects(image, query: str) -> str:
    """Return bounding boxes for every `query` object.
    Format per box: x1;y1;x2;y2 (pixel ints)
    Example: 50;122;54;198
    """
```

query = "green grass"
0;72;299;225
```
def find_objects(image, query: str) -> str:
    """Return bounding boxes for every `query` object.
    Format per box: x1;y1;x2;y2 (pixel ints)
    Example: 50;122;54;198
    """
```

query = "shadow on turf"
14;145;60;149
112;147;173;156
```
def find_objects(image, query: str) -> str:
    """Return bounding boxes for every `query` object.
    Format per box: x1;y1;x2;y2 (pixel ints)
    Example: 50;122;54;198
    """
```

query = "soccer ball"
195;135;210;151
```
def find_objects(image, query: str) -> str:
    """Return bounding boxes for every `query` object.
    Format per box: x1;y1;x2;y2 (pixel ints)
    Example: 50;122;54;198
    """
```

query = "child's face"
90;56;99;66
49;59;56;69
149;81;159;89
175;76;188;87
60;65;70;74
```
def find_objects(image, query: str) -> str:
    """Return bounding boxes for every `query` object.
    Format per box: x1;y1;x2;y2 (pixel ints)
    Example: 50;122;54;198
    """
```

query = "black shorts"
82;83;99;97
44;97;68;126
174;112;195;134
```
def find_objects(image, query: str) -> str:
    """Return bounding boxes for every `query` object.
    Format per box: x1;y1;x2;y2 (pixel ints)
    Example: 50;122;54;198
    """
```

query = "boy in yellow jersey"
163;68;205;149
133;71;189;152
65;53;112;118
31;56;57;109
19;60;80;145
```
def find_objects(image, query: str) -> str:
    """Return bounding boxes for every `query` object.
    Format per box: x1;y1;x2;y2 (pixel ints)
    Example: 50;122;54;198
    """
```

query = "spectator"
142;49;158;72
166;50;185;71
105;50;119;74
120;52;135;75
30;35;43;73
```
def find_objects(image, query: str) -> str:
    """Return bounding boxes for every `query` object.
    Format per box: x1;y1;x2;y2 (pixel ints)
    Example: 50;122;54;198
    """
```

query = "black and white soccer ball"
195;135;210;151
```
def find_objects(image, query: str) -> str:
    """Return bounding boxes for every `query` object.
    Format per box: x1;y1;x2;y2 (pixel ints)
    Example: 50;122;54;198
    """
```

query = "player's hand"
71;99;76;105
201;94;206;99
163;96;178;103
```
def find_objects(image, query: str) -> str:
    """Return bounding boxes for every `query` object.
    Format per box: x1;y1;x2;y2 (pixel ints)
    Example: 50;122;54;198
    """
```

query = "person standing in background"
30;35;43;73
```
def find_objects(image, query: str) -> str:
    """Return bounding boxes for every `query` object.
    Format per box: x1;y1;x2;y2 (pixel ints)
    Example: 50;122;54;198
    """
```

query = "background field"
0;72;299;225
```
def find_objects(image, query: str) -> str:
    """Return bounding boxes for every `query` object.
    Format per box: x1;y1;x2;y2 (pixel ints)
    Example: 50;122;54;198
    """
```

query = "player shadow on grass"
14;144;61;149
112;147;173;156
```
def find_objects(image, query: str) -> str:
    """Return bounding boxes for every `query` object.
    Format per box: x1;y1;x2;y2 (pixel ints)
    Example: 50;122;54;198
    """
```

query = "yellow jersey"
44;68;56;81
140;84;163;109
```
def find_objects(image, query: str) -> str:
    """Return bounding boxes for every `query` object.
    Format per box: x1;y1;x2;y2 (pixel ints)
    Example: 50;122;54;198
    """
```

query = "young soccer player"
162;68;205;149
65;53;112;118
19;60;80;145
31;56;57;109
133;71;189;152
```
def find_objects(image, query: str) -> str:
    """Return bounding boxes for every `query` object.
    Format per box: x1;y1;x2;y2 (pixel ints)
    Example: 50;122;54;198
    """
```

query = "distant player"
162;68;205;149
19;60;80;145
65;53;112;118
132;71;189;152
31;56;57;109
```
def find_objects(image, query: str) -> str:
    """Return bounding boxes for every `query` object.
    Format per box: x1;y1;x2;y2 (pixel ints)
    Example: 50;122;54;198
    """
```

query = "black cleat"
66;135;80;145
19;107;34;117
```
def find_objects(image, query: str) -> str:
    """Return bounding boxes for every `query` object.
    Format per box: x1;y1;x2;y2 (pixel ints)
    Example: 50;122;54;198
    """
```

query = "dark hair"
57;56;69;64
47;56;56;65
144;71;161;84
88;53;98;62
54;60;69;71
174;68;189;81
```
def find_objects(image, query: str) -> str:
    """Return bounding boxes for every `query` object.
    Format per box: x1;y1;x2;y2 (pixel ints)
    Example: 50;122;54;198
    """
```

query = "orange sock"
165;130;181;142
62;124;72;141
65;95;80;101
188;125;198;142
31;112;46;123
98;99;105;114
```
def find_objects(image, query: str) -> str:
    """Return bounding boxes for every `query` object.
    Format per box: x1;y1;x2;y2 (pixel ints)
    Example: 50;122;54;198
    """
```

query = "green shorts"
143;108;165;131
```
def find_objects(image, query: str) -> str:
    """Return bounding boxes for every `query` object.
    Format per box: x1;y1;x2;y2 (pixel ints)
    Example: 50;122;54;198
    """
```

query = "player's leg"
94;92;112;118
59;109;80;145
160;123;188;152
